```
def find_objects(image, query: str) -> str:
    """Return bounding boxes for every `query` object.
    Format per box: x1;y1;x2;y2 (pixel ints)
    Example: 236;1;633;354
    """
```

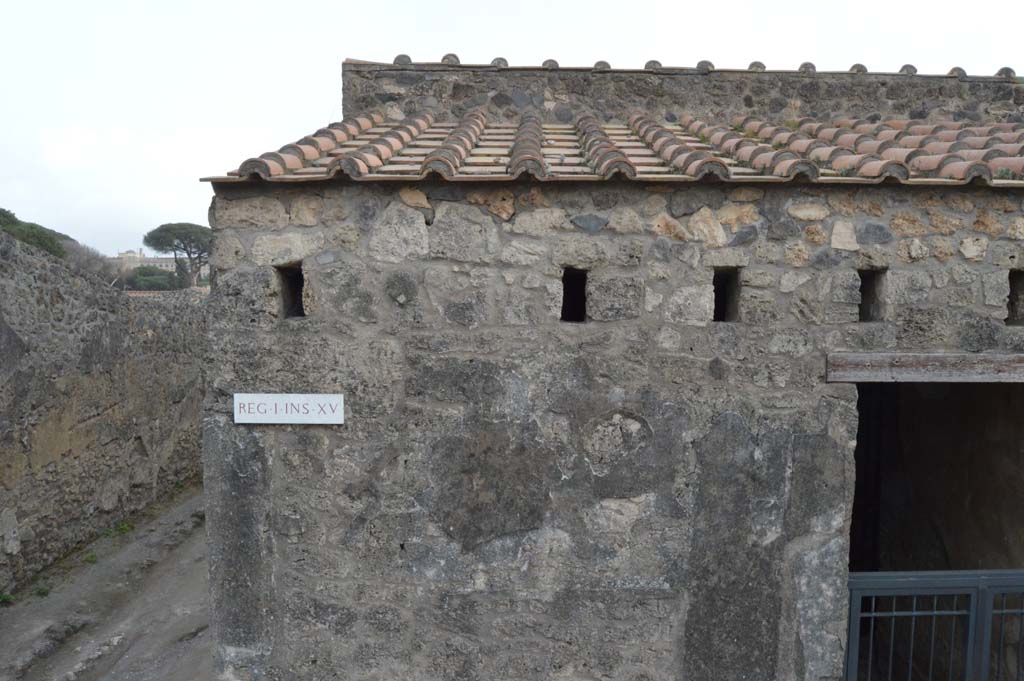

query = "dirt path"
0;486;212;681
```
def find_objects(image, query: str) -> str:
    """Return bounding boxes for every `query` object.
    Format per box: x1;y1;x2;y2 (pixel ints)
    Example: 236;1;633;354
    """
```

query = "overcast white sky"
2;0;1022;255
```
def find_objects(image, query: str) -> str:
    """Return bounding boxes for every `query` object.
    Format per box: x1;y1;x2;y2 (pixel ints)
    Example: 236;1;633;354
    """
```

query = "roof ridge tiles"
346;58;1020;80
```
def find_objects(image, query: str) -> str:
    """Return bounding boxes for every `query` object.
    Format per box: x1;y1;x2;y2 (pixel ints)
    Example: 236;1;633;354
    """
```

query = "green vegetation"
82;551;98;565
124;265;178;291
143;223;212;287
0;593;13;606
102;520;135;537
0;208;72;258
34;585;50;598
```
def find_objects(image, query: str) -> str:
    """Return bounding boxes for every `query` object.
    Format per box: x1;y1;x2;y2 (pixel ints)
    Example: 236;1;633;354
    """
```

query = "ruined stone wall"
0;233;205;592
342;61;1024;124
205;178;1024;680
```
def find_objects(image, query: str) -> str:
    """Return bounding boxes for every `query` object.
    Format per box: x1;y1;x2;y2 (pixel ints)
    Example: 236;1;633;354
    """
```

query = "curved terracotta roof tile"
333;113;434;177
576;114;636;178
216;109;1024;185
508;111;548;178
422;110;485;178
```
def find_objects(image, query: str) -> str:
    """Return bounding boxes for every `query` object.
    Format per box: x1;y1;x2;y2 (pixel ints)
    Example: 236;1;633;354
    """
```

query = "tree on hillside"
142;223;212;287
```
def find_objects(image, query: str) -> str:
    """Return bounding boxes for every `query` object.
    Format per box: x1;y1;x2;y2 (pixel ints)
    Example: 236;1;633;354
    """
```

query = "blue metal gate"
846;571;1024;681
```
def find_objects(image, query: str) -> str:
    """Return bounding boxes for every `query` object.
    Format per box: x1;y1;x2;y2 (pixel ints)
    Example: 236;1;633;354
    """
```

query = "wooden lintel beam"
826;352;1024;383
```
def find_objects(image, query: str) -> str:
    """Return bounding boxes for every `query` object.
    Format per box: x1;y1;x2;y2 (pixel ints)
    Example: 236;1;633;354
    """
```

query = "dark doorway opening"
847;383;1024;681
850;383;1024;573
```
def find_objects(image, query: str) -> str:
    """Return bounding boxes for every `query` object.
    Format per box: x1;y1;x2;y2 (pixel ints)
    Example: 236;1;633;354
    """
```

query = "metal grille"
846;571;1024;681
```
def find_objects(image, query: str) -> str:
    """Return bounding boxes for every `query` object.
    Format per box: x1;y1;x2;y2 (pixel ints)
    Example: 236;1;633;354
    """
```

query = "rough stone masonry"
203;60;1024;681
0;233;205;593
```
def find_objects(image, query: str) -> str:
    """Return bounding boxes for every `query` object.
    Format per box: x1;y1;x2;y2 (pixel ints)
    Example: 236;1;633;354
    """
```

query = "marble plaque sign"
233;393;344;424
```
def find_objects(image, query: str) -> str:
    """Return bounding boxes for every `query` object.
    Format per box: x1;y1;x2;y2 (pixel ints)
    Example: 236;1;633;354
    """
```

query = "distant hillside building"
109;248;208;277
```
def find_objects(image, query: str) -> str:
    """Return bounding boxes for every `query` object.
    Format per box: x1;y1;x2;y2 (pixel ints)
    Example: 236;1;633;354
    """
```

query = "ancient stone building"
202;58;1024;680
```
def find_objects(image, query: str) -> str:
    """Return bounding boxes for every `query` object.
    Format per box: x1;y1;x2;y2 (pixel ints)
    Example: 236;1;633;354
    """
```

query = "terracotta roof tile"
208;109;1024;187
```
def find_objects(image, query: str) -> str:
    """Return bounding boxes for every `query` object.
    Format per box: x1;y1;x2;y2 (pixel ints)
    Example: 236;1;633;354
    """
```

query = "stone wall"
342;61;1024;124
205;179;1024;680
0;233;205;592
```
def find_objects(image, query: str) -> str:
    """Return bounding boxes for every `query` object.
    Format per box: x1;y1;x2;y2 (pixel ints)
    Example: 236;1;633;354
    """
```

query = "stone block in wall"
665;285;713;325
588;275;644;321
983;270;1011;307
702;248;750;269
508;208;567;237
212;195;288;229
210;233;245;273
552;235;611;268
429;202;498;263
250;231;326;266
887;271;932;305
368;202;428;263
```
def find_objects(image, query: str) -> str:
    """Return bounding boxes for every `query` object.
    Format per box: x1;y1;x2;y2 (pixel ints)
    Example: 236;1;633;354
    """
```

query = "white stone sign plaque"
233;393;344;425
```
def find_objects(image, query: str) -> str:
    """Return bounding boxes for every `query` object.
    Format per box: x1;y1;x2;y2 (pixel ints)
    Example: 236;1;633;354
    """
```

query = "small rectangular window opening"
712;268;741;322
1007;270;1024;326
276;262;306;318
858;269;886;322
561;267;587;322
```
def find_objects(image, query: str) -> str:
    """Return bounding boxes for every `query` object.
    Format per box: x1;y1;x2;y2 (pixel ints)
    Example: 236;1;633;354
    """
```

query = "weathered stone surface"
250;231;326;265
973;210;1004;238
831;220;859;251
430;202;494;263
587;275;644;321
652;213;686;241
209;233;245;273
1;232;203;593
466;188;515;221
509;208;567;236
289;194;323;226
368;202;429;263
500;240;547;266
1009;217;1024;240
570;213;608;233
607;207;644;234
983;270;1010;306
728;187;764;202
959;235;989;261
202;180;1024;681
856;222;893;245
928;210;964;235
669;187;723;217
687;207;728;246
213;195;287;229
785;242;811;267
399;186;431;210
665;285;713;324
787;202;830;221
897;238;930;262
717;202;761;230
552;235;610;268
804;223;827;246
